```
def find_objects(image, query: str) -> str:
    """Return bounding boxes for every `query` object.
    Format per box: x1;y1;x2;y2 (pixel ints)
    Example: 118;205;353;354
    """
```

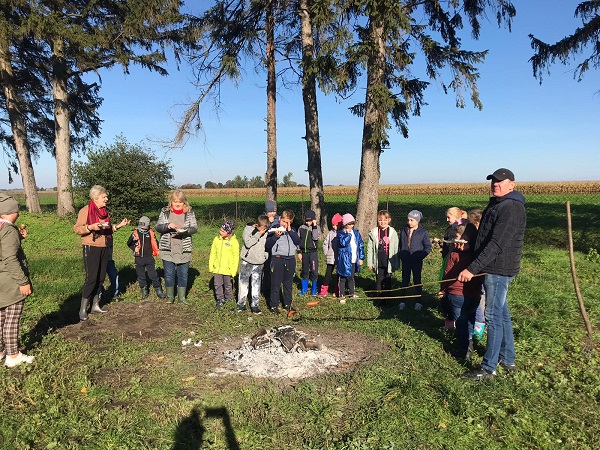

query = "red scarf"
87;201;113;240
172;208;184;215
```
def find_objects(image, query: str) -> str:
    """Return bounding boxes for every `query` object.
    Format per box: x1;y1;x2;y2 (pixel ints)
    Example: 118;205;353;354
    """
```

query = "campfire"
210;326;340;379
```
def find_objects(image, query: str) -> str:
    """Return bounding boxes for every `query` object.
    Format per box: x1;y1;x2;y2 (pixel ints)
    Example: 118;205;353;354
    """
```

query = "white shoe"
5;352;35;368
398;302;406;310
339;297;346;304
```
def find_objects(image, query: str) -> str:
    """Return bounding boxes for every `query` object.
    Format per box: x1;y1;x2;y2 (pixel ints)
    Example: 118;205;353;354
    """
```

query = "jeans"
163;260;190;289
238;261;263;308
106;259;120;296
481;273;515;373
448;293;479;358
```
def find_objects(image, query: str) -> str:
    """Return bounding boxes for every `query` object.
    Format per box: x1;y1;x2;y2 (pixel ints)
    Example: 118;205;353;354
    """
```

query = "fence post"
235;191;238;222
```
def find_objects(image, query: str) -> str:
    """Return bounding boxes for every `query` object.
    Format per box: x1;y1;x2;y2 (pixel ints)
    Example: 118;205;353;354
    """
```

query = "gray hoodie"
240;223;269;265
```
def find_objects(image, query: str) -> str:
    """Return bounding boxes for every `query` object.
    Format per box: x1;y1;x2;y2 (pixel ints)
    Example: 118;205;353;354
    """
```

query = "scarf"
87;200;113;241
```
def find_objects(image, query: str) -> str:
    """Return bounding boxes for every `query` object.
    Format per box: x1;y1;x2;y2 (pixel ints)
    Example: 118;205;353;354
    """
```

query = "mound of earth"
59;301;388;379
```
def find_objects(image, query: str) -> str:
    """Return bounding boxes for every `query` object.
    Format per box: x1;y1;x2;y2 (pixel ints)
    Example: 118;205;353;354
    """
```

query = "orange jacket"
130;228;159;257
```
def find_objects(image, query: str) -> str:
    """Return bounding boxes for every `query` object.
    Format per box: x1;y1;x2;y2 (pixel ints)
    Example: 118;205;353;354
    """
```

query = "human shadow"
24;293;84;348
171;406;240;450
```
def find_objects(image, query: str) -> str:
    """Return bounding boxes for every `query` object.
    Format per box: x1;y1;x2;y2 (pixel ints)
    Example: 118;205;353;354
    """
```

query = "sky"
1;0;598;190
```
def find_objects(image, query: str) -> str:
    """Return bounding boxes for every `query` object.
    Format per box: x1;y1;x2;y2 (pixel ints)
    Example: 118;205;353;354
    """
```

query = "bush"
72;135;173;219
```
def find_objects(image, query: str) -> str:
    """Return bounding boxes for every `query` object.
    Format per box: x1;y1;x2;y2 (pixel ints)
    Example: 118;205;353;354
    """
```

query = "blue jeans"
163;260;190;289
448;293;479;358
481;273;515;373
106;259;119;296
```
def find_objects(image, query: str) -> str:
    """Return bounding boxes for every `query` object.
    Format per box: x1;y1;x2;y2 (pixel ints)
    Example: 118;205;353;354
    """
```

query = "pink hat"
342;213;355;226
331;213;343;227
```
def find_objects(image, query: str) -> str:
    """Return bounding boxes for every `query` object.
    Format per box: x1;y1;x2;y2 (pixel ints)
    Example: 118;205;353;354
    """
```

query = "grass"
0;193;599;449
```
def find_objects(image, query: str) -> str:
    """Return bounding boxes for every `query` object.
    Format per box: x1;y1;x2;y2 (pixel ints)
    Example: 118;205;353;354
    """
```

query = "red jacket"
441;250;482;298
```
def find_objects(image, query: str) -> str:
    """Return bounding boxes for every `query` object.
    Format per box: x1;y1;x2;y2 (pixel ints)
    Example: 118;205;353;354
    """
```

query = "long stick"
566;201;594;350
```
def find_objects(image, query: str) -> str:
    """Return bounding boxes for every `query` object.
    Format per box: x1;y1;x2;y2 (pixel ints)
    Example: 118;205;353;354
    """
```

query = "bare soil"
59;301;388;381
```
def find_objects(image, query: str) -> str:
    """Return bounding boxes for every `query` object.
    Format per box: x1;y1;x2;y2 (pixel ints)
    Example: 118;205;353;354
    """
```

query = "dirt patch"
59;302;388;380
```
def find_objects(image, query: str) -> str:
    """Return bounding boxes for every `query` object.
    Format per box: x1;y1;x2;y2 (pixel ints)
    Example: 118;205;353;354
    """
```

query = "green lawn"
0;193;599;449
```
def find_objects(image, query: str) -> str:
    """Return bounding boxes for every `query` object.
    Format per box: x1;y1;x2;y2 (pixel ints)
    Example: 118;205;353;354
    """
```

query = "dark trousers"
323;264;336;290
270;256;295;308
82;245;109;299
214;274;233;301
135;256;161;289
401;257;424;296
376;267;392;291
338;264;356;297
300;251;318;282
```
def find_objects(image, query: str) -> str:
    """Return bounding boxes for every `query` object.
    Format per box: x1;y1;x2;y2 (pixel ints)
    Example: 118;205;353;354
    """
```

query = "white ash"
210;327;340;379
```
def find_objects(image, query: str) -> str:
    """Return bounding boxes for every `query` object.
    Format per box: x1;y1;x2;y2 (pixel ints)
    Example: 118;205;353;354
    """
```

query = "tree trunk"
356;13;386;240
52;38;75;217
265;0;277;202
299;0;326;230
0;38;42;213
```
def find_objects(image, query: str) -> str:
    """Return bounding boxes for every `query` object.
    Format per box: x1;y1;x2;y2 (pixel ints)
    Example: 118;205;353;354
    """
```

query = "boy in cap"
297;209;321;295
127;216;165;299
398;210;432;309
209;221;240;308
0;194;34;367
238;215;270;314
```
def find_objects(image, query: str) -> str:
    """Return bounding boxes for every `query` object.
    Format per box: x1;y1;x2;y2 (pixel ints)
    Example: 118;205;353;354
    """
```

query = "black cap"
304;209;316;220
486;168;515;181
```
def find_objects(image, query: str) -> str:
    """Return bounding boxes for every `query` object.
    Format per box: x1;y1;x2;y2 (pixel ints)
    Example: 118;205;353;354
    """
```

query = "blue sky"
2;0;598;190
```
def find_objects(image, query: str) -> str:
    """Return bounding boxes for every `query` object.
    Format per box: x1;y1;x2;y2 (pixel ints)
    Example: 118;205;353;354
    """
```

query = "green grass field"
0;193;599;449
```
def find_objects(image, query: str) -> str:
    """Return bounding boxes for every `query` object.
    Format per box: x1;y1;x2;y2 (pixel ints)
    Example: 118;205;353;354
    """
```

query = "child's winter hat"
0;194;19;215
408;210;422;222
138;216;150;230
304;209;316;220
265;200;277;213
331;213;343;227
221;221;234;235
342;213;355;226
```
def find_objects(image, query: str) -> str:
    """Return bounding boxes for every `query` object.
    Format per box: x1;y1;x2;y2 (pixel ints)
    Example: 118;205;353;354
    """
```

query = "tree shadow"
171;406;240;450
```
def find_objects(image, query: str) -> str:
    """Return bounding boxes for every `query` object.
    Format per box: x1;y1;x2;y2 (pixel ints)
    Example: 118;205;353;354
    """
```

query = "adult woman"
0;194;34;367
74;185;129;321
156;190;198;304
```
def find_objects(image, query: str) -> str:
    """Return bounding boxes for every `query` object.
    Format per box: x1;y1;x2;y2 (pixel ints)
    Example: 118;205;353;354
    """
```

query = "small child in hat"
320;213;342;297
336;213;365;303
399;210;432;310
297;209;321;295
209;221;240;308
127;216;165;300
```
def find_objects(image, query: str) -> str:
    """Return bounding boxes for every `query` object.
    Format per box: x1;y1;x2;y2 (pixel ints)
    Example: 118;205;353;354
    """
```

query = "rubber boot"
79;298;90;321
165;286;175;304
177;287;190;305
318;285;329;298
311;281;318;296
299;279;309;295
154;286;166;299
90;295;107;314
141;286;149;299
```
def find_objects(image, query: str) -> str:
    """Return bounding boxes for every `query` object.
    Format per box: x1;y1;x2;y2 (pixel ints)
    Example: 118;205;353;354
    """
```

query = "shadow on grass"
172;406;240;450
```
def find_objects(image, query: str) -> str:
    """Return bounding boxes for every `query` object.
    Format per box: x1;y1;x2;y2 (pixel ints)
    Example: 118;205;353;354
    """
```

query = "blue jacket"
336;229;365;277
399;225;432;262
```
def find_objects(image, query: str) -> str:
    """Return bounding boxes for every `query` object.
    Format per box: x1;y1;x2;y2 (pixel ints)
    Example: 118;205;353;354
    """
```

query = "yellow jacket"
209;235;240;276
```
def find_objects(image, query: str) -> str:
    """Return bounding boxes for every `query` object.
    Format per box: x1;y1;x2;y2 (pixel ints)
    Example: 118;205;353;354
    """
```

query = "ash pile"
212;326;340;379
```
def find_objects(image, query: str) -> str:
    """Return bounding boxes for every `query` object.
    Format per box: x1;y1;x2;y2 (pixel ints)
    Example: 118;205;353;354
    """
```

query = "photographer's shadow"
172;406;239;450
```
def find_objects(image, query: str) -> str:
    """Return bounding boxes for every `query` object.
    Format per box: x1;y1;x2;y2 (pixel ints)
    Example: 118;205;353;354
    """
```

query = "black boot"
165;286;175;304
154;286;165;299
140;286;149;299
90;295;107;313
177;287;190;305
79;298;90;321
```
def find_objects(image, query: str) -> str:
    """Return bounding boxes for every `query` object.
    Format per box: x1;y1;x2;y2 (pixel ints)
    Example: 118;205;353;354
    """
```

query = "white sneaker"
5;352;35;368
398;302;406;310
339;297;346;304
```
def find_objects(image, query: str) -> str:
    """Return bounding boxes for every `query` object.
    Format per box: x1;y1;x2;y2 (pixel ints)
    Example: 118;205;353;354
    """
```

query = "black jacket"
467;191;526;277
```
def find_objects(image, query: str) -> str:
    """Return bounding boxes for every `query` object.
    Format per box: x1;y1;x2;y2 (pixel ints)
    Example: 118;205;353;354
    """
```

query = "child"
320;213;342;297
209;221;240;308
265;210;300;314
127;216;166;300
0;194;34;367
297;209;320;295
237;215;270;314
399;210;432;309
336;213;365;303
468;209;486;340
442;207;466;258
261;200;279;302
367;210;399;308
438;224;482;359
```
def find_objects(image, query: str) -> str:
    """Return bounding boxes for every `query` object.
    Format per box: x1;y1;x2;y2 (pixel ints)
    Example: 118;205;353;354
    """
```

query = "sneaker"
339;297;346;304
498;362;517;373
236;306;247;313
461;367;496;381
250;306;262;315
215;299;226;308
398;302;406;310
269;306;280;314
473;322;485;340
5;352;35;368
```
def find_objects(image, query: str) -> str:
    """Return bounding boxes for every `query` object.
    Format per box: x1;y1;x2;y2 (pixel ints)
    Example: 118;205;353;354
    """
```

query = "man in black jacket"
458;168;526;380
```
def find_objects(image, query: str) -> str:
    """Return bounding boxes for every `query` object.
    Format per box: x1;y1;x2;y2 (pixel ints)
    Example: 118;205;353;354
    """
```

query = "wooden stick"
566;201;594;351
